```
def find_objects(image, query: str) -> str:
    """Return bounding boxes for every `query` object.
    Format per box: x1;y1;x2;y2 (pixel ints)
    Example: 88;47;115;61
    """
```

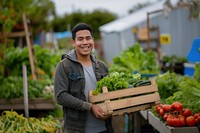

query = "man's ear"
71;39;75;47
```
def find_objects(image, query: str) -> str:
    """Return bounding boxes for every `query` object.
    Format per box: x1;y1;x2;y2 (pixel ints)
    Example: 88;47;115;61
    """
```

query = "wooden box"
89;80;160;116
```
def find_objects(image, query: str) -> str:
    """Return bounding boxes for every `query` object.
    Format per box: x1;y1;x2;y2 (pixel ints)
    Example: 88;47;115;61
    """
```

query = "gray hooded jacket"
54;49;113;133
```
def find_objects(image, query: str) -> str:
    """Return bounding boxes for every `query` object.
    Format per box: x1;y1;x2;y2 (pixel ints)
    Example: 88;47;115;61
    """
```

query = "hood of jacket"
64;49;97;63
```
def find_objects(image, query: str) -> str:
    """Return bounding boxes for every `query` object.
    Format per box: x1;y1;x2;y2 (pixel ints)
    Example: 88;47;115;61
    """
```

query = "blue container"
141;73;158;78
187;38;200;62
133;71;158;78
184;63;195;76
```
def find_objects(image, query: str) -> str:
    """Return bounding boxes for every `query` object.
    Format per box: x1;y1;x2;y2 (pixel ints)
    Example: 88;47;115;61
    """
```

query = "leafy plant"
166;76;200;113
155;72;200;113
4;45;62;78
109;42;160;74
0;45;62;99
0;111;61;132
155;72;182;100
0;75;54;99
92;72;141;95
194;63;200;82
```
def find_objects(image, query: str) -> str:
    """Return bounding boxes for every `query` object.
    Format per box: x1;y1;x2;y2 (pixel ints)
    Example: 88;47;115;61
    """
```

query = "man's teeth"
82;46;90;48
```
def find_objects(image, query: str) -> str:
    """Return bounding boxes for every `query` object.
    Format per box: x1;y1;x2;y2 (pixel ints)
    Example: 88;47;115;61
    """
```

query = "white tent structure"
99;0;200;62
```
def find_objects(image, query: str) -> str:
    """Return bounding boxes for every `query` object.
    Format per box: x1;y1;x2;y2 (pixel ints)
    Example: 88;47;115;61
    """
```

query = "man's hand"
90;104;111;120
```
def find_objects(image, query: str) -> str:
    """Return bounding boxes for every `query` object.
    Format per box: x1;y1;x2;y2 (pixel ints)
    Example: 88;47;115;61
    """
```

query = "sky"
52;0;159;17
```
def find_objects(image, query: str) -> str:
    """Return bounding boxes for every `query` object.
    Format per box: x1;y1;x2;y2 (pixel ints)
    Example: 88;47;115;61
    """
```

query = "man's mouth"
81;46;90;50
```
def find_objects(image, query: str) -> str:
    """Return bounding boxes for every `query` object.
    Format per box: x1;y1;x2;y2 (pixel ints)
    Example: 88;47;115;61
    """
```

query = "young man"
54;23;113;133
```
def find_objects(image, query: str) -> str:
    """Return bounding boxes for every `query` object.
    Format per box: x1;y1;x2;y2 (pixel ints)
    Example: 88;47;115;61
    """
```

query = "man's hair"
71;23;93;40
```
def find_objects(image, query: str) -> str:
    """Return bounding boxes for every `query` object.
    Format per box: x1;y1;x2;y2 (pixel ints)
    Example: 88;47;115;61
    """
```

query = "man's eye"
86;37;92;40
77;38;83;41
77;36;92;41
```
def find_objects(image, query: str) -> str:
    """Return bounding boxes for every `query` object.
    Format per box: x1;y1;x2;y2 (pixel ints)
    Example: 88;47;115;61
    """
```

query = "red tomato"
159;108;164;116
186;116;196;127
162;104;172;112
171;102;183;111
182;109;192;117
156;106;162;114
193;113;200;123
179;114;186;127
195;118;199;124
164;113;172;120
166;117;173;126
194;113;200;118
172;117;183;127
155;104;162;113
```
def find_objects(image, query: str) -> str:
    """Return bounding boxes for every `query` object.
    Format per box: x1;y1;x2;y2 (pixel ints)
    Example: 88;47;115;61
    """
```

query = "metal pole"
23;64;29;118
146;9;164;50
147;12;150;50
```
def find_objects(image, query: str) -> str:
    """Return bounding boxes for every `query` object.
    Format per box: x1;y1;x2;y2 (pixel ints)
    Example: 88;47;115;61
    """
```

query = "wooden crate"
89;80;160;116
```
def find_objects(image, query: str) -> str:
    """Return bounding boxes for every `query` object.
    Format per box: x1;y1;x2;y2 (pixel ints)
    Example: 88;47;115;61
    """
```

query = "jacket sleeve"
98;60;109;76
54;61;91;111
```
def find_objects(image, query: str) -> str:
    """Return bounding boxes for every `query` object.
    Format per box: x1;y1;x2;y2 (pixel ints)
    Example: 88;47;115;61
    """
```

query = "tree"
128;2;153;14
51;10;117;39
0;0;56;39
164;0;200;20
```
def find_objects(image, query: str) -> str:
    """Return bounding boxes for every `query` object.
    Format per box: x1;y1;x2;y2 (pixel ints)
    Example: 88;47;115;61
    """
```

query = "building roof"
99;0;178;33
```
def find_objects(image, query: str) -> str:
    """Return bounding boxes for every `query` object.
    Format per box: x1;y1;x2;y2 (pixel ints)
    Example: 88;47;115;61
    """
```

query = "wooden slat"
97;92;160;114
31;103;56;110
23;14;36;79
89;84;158;103
0;98;58;110
102;86;113;113
112;103;153;116
29;98;55;103
0;31;27;38
0;98;54;104
0;103;57;110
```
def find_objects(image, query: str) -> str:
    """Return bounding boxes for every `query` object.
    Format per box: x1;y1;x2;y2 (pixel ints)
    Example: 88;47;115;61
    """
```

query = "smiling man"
54;23;113;133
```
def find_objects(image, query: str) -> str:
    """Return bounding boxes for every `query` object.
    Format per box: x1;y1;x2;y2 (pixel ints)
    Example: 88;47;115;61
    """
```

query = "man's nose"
82;38;88;43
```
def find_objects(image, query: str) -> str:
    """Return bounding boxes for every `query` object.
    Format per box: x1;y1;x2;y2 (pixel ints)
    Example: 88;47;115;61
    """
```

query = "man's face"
72;30;94;57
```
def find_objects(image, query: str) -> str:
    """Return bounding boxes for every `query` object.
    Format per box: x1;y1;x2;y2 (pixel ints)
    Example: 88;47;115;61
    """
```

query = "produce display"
0;45;62;99
0;111;62;132
161;55;187;74
0;45;63;132
0;76;53;99
162;55;187;65
3;45;61;78
152;66;200;129
153;101;200;127
156;72;200;113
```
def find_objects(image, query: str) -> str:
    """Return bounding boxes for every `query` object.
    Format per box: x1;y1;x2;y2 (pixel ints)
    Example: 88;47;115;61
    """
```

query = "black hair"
71;23;93;40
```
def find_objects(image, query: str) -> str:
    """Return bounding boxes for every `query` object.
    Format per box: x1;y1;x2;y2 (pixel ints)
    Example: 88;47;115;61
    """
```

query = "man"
54;23;113;133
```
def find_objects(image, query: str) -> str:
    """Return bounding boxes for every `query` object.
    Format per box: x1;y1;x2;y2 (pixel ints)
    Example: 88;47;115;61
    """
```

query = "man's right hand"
90;104;111;120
